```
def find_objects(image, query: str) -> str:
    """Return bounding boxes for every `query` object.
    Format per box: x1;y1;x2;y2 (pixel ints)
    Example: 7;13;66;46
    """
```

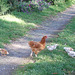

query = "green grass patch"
0;14;35;47
0;1;75;48
13;17;75;75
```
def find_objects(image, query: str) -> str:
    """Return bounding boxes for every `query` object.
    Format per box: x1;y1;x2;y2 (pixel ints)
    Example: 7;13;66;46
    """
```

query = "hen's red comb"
43;36;47;38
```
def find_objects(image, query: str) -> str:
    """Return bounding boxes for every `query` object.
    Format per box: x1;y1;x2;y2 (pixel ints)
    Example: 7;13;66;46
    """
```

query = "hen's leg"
35;54;37;57
30;51;33;57
35;51;38;57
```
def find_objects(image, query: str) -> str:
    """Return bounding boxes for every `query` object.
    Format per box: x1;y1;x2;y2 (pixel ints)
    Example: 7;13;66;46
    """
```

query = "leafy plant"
38;0;49;8
16;0;49;13
45;0;55;5
0;0;10;15
24;0;32;2
19;2;38;13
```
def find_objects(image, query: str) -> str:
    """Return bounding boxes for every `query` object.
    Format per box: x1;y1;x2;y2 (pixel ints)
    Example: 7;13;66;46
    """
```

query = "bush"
45;0;74;5
24;0;32;2
15;1;49;13
65;0;69;2
0;0;10;15
45;0;55;5
20;2;38;13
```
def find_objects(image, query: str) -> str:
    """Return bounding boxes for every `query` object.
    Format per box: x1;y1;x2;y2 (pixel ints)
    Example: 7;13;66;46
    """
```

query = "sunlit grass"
0;14;37;48
0;14;36;26
0;14;25;23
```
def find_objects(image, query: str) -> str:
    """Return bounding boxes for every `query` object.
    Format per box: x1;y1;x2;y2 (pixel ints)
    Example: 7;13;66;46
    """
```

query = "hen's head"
43;36;47;39
40;36;47;44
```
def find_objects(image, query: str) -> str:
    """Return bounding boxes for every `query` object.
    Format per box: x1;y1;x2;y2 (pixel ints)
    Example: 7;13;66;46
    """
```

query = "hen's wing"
29;41;42;48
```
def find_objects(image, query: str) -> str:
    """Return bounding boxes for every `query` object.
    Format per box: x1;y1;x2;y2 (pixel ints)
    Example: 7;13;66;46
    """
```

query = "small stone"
12;67;14;69
3;68;5;70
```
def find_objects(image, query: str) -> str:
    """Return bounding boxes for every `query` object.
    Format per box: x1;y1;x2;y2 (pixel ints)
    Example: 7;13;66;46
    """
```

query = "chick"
64;47;74;53
68;51;75;58
47;44;58;51
0;48;9;56
64;47;75;58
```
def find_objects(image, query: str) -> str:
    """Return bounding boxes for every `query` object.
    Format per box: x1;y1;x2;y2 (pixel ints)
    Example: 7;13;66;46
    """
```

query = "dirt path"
0;5;75;75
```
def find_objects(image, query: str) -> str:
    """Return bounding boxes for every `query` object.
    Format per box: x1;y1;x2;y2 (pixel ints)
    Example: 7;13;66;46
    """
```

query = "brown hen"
28;36;47;57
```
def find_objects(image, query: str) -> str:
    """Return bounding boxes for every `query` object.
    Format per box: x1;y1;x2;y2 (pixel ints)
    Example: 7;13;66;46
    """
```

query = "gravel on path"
0;5;75;75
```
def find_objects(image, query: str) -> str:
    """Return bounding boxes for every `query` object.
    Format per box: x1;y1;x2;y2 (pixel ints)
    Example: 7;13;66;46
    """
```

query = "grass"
14;16;75;75
0;14;36;48
0;1;74;48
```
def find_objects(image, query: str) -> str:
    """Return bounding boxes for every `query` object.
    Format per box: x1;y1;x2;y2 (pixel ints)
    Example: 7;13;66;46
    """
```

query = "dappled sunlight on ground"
0;14;37;26
38;53;64;62
0;56;32;65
